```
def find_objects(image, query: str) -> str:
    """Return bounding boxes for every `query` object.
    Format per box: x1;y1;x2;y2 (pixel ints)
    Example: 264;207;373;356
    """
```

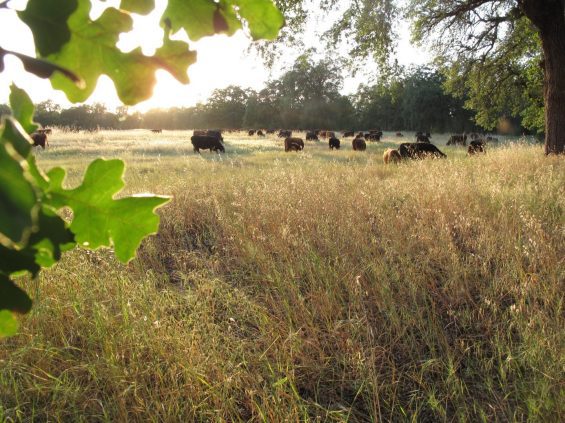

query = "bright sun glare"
0;0;428;111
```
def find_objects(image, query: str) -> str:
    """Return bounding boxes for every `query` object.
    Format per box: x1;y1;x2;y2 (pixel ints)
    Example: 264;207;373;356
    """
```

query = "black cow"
468;139;486;155
191;135;225;153
352;137;367;151
248;129;256;136
366;130;383;141
329;137;340;150
396;132;404;137
306;131;319;141
257;130;265;136
285;137;304;152
206;130;223;143
343;131;355;137
150;129;162;133
278;130;292;138
399;142;446;159
31;132;48;149
266;128;275;134
447;134;467;146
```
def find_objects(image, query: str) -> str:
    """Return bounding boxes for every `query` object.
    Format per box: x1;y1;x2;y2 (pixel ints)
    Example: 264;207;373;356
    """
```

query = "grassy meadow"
1;130;563;421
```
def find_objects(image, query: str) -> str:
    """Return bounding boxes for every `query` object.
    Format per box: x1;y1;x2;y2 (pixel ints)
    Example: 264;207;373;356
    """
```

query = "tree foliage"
0;0;284;337
0;64;495;133
264;0;558;150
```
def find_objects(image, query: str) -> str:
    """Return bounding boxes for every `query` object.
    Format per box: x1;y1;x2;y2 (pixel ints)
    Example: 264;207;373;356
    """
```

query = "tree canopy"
265;0;563;153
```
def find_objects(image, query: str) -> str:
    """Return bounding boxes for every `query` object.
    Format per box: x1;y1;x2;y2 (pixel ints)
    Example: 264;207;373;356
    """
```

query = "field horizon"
1;130;563;421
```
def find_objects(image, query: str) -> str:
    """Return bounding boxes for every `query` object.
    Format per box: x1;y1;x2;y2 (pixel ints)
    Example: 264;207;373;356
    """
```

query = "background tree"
270;0;561;153
203;86;250;129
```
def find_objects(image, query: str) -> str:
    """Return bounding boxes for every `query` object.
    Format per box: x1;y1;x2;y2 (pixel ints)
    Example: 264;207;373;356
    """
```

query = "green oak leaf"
0;120;38;245
1;116;50;190
1;116;33;159
121;0;155;15
0;275;32;314
0;310;19;339
162;0;241;40
18;0;78;57
29;208;76;268
9;84;39;134
234;0;285;40
0;209;74;276
46;159;170;262
46;0;195;104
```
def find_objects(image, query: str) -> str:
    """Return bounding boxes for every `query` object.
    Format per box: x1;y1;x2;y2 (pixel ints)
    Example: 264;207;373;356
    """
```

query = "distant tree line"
0;58;537;134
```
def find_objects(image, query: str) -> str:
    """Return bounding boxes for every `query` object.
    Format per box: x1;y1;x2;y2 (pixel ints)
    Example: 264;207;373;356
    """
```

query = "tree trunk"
522;0;565;154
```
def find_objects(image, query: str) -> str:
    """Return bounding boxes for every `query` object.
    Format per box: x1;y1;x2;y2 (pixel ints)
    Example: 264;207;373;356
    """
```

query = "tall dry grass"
1;131;563;421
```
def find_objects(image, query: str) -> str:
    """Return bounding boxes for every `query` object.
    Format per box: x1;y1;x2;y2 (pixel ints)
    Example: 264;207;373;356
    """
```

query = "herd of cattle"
189;128;492;162
29;127;494;162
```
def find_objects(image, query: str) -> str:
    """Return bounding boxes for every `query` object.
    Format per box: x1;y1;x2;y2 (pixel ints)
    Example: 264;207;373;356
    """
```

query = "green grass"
1;130;563;421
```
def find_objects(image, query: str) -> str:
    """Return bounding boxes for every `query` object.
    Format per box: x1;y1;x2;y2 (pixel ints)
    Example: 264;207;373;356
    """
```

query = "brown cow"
383;148;401;164
31;132;48;149
352;137;366;151
285;137;304;151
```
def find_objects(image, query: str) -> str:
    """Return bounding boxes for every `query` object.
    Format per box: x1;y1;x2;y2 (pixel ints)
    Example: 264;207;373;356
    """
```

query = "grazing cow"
278;130;292;138
383;148;402;164
396;132;404;137
191;135;225;153
399;142;447;159
447;134;467;146
284;137;304;152
467;139;486;155
352;137;367;151
31;132;48;149
207;130;224;142
306;131;319;141
248;129;256;136
150;129;162;133
266;128;275;134
329;137;340;150
366;131;383;141
257;130;265;136
343;131;355;137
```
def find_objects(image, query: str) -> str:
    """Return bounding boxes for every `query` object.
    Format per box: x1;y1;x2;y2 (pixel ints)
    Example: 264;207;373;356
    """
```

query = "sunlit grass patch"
2;132;563;421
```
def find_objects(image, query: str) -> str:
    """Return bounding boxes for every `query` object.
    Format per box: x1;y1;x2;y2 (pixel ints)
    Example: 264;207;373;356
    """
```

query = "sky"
0;0;430;111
